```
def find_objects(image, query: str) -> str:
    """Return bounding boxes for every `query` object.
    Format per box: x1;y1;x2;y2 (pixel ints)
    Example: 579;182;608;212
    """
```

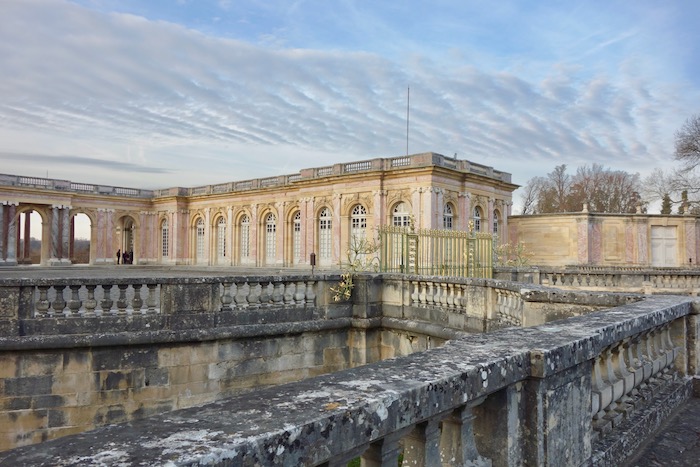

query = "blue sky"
1;0;699;212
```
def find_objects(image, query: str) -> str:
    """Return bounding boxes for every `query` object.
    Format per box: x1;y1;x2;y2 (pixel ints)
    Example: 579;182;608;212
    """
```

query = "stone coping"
0;294;694;466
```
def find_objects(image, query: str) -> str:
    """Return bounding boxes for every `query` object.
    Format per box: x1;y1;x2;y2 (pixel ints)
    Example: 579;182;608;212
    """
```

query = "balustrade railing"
25;278;318;320
2;281;693;466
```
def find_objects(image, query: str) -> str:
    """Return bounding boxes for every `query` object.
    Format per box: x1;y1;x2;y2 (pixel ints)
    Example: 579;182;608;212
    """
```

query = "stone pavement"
623;395;700;466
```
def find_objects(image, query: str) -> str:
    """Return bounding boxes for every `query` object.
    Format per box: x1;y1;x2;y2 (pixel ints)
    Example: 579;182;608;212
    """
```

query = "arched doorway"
117;216;137;264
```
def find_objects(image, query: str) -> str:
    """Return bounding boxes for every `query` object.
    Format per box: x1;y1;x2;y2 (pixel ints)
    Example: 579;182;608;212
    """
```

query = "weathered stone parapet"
0;286;696;465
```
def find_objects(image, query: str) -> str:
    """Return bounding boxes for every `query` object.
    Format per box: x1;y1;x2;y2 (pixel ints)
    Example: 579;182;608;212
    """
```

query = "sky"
1;0;699;214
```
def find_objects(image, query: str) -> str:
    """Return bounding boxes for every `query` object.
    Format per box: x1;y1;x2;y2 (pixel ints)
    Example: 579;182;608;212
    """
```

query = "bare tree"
523;164;644;214
675;114;700;171
519;176;546;214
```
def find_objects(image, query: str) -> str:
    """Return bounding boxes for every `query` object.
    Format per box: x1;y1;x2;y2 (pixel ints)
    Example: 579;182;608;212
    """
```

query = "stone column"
333;193;342;264
373;189;386;230
458;192;471;231
487;197;495;233
0;203;5;264
684;218;697;266
275;202;284;265
412;188;422;229
435;188;444;229
50;205;60;265
21;211;30;262
250;204;259;266
6;203;17;265
61;207;71;264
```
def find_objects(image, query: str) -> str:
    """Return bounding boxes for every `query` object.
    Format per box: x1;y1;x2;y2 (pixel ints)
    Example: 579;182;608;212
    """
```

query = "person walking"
116;249;121;265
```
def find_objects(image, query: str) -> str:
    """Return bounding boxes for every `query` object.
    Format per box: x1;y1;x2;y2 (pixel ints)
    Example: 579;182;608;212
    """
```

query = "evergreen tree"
661;193;673;214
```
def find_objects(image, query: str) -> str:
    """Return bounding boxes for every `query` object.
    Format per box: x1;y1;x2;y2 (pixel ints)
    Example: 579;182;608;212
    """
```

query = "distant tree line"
521;113;700;215
520;163;643;214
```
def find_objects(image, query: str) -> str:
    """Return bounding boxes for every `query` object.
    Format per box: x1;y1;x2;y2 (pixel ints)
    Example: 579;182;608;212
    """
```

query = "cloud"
0;0;698;200
0;152;171;174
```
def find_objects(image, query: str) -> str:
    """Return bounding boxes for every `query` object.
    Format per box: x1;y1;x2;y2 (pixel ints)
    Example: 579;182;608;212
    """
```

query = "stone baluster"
646;328;663;379
295;281;306;305
146;284;158;314
411;280;420;306
305;281;315;307
418;281;428;306
611;338;635;414
68;285;82;317
661;323;678;371
446;283;454;308
637;331;655;389
591;353;612;434
101;284;114;315
439;399;491;467
272;281;284;306
249;282;261;308
361;429;410;467
259;282;272;306
116;284;129;315
426;281;435;307
132;284;144;314
439;283;448;307
603;346;624;426
283;281;295;306
84;285;97;316
220;282;233;311
402;419;442;467
235;281;249;308
52;285;67;316
625;334;644;396
35;285;50;318
455;284;464;311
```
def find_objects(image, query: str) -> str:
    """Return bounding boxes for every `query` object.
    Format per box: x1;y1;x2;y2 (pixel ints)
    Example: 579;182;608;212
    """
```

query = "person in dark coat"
116;249;121;265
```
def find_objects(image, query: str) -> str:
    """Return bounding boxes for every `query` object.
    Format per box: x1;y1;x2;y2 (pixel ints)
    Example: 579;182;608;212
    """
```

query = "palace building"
0;152;518;267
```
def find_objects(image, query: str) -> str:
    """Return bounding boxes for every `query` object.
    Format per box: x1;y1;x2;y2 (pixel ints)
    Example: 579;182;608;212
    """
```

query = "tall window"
217;217;227;259
196;218;205;258
473;207;482;232
443;204;454;230
161;218;169;257
351;205;367;239
319;208;332;259
293;211;302;262
265;213;277;263
240;214;250;258
493;210;500;235
393;202;410;227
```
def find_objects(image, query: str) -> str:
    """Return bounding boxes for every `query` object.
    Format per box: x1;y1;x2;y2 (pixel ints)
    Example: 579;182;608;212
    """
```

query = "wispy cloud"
0;0;698;200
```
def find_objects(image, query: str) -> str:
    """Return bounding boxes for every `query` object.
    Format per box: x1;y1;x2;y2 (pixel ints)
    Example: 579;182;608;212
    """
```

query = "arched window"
319;208;332;259
196;218;205;258
161;218;169;258
493;210;500;235
265;213;277;263
443;203;454;230
392;202;410;227
240;214;250;258
473;207;482;232
293;211;302;263
351;205;367;239
217;217;227;259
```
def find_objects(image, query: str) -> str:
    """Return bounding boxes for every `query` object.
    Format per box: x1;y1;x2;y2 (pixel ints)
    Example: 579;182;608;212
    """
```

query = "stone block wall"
0;326;358;451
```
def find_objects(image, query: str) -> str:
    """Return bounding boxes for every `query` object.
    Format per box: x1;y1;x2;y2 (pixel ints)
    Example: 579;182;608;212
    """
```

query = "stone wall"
1;288;696;466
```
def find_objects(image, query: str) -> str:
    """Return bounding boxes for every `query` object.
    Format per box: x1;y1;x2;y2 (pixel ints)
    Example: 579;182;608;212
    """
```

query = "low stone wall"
495;265;700;296
1;292;697;466
1;271;693;464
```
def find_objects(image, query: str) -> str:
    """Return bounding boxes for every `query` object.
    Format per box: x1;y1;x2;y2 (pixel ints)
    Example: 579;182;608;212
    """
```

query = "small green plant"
330;234;380;301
